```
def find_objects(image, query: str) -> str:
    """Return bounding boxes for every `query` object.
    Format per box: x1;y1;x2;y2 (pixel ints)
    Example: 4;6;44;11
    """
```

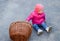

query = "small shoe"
37;29;43;35
46;26;52;32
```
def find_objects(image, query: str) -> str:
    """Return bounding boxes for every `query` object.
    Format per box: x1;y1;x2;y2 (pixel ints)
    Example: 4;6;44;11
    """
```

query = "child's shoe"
46;26;52;32
37;29;43;35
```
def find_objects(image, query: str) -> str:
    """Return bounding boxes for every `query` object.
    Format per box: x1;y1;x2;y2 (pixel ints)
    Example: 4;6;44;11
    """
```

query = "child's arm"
26;13;33;22
43;13;45;21
40;13;46;21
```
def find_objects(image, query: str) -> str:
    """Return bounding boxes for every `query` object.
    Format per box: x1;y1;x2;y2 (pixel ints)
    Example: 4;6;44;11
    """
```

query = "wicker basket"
9;21;32;41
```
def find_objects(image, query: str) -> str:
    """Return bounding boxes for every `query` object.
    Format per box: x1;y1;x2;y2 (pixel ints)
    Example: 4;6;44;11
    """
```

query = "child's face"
38;9;44;14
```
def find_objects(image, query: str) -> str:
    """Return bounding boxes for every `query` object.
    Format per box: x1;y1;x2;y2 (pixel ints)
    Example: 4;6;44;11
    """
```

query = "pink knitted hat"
34;4;44;12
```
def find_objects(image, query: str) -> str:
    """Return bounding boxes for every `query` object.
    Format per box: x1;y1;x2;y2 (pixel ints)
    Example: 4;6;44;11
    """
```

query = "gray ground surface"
0;0;60;41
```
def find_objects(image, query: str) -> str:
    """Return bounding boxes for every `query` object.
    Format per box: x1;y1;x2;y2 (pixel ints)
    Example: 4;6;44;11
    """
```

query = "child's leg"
41;22;52;32
33;24;41;31
41;22;48;29
33;24;43;35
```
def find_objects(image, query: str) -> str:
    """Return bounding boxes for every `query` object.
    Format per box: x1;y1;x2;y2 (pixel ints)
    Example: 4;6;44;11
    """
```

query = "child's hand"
25;20;29;23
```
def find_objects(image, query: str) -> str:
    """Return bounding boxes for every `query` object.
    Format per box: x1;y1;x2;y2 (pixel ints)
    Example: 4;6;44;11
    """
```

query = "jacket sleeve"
43;13;45;21
40;13;45;21
26;13;33;22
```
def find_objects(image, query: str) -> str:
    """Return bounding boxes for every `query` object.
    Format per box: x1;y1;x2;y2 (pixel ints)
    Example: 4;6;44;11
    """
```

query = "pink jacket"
26;11;45;24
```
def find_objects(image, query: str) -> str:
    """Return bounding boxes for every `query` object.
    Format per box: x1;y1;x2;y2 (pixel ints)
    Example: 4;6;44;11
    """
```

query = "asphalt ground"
0;0;60;41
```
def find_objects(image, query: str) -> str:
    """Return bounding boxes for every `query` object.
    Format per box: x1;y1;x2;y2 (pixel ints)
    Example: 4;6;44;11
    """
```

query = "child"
26;4;51;35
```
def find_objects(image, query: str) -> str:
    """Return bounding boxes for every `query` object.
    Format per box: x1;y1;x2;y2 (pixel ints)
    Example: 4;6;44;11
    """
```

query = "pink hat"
34;4;44;12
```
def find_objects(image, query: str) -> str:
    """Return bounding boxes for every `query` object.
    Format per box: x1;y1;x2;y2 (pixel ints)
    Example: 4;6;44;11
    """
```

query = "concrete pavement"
0;0;60;41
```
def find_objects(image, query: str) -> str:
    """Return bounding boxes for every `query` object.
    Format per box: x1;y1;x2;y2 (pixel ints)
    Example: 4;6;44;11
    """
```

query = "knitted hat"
34;4;44;12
